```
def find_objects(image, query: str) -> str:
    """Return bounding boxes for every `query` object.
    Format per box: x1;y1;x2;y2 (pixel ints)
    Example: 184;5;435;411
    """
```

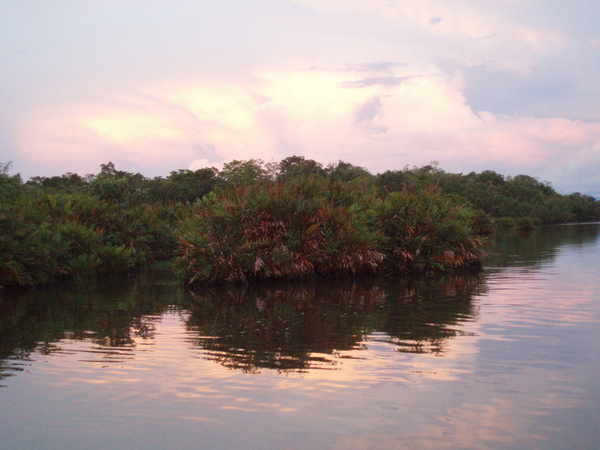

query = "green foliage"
175;180;384;285
87;164;149;205
372;187;486;274
175;175;488;284
0;162;23;203
0;206;58;286
25;172;89;194
0;162;182;287
377;164;600;227
148;168;217;203
515;217;538;232
88;177;132;203
328;161;373;184
277;155;328;181
494;217;515;229
565;193;600;222
218;159;270;188
0;195;142;286
2;157;598;288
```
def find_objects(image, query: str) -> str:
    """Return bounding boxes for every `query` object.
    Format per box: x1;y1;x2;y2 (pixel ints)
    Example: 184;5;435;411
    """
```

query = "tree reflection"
487;223;600;268
2;225;597;383
371;276;482;355
186;281;383;373
185;275;484;373
0;269;487;380
0;270;188;385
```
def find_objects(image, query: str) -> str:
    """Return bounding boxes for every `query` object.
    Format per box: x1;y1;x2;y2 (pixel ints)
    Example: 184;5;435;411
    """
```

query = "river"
1;224;599;449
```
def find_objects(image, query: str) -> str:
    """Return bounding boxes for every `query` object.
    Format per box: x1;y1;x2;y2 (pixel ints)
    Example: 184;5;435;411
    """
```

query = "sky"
1;0;599;197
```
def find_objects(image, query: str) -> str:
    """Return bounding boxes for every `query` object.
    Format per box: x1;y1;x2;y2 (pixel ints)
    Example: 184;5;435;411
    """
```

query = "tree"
277;155;327;181
26;172;88;194
566;193;600;222
0;162;22;203
219;159;269;187
148;168;217;203
88;163;148;204
328;161;373;183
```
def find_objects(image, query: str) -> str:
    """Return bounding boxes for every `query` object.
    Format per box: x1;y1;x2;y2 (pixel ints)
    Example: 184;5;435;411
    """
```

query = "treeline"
1;158;598;288
378;162;600;227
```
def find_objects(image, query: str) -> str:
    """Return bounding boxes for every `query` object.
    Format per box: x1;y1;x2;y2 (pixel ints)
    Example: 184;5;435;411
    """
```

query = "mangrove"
1;158;599;288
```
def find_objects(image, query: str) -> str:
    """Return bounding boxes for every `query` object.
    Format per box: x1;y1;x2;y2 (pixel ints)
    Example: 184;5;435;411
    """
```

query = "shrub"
515;217;537;232
175;180;383;285
372;187;486;274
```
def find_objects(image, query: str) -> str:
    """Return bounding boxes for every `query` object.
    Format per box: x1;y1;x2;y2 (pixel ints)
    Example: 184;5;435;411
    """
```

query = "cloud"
2;1;599;198
189;158;223;172
355;97;383;123
340;76;414;89
293;0;563;47
560;141;600;197
12;90;217;177
11;61;600;198
344;62;407;73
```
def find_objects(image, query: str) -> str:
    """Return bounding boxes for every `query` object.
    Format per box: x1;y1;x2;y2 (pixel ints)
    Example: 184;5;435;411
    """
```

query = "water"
1;224;599;449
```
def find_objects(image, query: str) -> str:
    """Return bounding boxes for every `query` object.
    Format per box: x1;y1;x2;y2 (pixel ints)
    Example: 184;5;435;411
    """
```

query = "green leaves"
175;180;384;285
0;180;181;287
372;187;486;275
15;158;590;288
376;164;600;227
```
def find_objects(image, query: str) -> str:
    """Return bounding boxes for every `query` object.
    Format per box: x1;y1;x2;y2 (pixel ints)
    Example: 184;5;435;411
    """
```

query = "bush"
372;187;486;275
175;180;384;285
515;217;537;232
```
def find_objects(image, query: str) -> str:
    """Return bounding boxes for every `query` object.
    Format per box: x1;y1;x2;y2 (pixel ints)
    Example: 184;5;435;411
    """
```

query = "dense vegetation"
1;157;598;288
377;163;600;227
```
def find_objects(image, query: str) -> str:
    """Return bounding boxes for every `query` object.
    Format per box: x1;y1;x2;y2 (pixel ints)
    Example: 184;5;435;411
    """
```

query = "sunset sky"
1;1;599;197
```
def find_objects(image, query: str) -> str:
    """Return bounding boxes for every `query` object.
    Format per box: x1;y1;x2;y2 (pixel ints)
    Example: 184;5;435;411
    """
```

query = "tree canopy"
1;157;598;287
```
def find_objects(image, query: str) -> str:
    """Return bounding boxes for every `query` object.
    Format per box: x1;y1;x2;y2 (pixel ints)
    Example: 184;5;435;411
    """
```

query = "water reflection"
2;224;597;380
487;223;600;268
0;270;190;385
185;276;483;373
1;225;599;449
1;271;484;380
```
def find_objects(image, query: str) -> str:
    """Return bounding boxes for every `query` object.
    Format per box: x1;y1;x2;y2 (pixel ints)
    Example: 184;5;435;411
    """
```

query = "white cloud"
189;158;223;172
292;0;563;50
11;61;600;198
12;91;212;177
2;1;599;197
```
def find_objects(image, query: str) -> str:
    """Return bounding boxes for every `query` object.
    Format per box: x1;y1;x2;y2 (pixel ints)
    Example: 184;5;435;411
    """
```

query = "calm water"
1;224;599;449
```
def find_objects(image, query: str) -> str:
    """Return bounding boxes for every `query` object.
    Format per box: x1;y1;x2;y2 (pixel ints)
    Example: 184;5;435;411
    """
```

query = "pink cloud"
12;64;600;198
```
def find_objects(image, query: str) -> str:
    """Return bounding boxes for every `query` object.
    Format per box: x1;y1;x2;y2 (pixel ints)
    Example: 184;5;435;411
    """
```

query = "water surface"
1;224;599;449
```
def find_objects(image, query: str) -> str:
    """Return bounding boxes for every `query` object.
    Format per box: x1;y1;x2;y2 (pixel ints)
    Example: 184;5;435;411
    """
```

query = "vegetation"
175;179;384;284
373;187;485;274
1;157;598;288
377;163;600;226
